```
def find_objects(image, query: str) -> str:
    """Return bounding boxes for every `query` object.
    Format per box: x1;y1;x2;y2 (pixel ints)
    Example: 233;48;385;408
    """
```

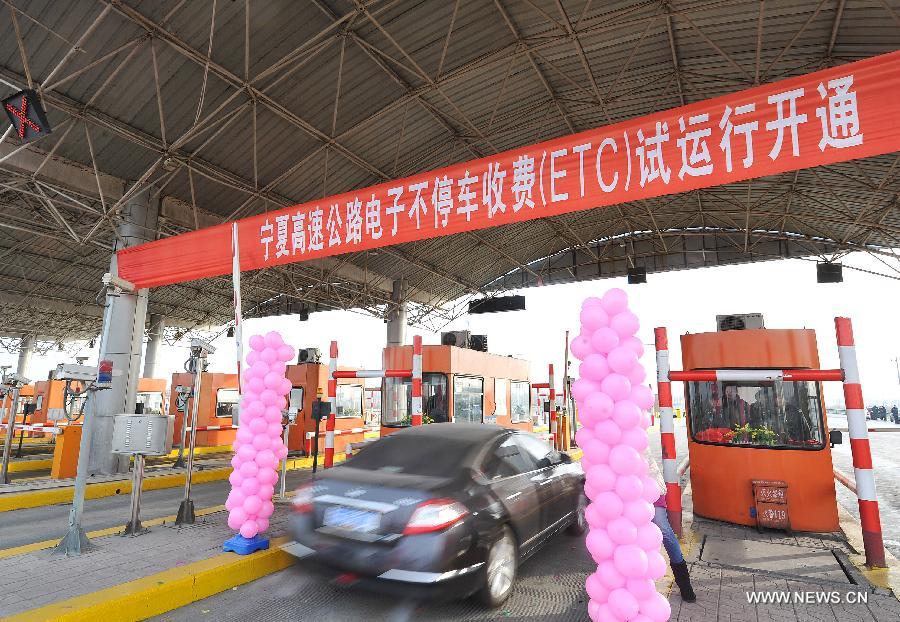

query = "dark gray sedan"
288;423;585;607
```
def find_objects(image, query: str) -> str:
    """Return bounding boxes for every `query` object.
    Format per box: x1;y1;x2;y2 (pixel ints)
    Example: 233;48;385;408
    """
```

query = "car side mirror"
829;429;842;448
558;452;572;464
536;457;552;469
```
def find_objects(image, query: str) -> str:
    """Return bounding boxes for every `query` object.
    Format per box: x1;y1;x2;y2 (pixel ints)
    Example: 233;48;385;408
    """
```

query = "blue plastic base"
223;534;270;555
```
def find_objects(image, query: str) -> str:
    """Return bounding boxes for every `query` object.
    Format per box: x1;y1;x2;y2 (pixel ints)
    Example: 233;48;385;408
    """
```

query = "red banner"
118;51;900;289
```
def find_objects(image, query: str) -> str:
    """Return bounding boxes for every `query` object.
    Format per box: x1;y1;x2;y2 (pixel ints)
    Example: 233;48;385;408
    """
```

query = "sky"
5;252;899;408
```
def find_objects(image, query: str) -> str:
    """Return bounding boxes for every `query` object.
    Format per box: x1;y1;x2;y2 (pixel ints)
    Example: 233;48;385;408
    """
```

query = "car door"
479;435;542;553
514;433;573;531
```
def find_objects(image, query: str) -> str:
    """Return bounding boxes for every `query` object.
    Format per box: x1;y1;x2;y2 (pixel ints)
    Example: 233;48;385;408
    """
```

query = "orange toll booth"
0;384;36;438
169;373;239;448
380;345;532;435
285;363;365;455
678;327;839;533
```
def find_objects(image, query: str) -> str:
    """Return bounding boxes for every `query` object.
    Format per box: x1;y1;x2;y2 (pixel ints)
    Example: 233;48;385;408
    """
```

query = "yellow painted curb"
0;505;226;560
837;503;900;596
0;453;346;513
7;536;294;622
7;458;52;474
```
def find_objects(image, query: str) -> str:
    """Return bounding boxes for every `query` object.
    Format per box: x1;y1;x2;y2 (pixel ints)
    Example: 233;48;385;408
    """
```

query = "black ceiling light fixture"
226;326;235;338
816;262;843;283
468;295;526;314
627;266;647;284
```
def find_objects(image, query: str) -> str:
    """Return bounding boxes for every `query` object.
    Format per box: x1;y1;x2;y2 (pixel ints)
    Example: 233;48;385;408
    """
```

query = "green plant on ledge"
725;423;777;446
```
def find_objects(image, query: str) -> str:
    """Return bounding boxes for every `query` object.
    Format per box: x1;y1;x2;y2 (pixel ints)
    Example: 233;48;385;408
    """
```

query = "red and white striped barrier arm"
184;425;238;432
14;423;62;434
655;327;682;537
836;316;885;568
411;336;423;426
332;370;412;378
669;369;843;382
305;427;365;439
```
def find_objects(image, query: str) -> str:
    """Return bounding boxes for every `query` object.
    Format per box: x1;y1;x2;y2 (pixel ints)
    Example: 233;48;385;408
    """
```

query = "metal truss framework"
0;0;896;349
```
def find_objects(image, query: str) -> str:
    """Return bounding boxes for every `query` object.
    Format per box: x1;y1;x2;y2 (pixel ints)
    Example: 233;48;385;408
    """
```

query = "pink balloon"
276;445;288;460
258;499;275;519
610;445;643;476
267;422;283;438
595;491;624;519
277;344;295;362
261;348;278;364
259;483;275;500
240;520;259;539
601;288;628;314
585;571;610;602
589;603;617;622
639;411;652;429
245;400;266;418
580;353;610;383
249;360;269;378
245;377;265;395
249;417;267;434
610;310;639;338
259;389;278;406
624;500;654;525
237;444;256;461
626;364;647;386
571;378;600;404
575;426;595;447
225;496;236;512
621;427;649;452
243;494;263;515
600;374;631;401
586;529;616;563
587;464;616;492
646;550;668;580
638;591;671;622
598;560;626;590
246;349;261;366
252;434;271;451
584;482;599;502
590;327;620;354
276;395;287;410
255;517;270;533
612;401;641;430
594;419;622;445
241;477;260;496
580;306;610;331
583;438;610;465
264;331;284;349
583;296;604;308
607;346;637;375
608;516;638;545
257;467;278;485
627;578;657;601
636;522;663;551
229;489;246;508
236;427;254;444
570;335;594;361
255;449;277;469
249;334;266;352
227;512;245;531
640;475;661;504
608;587;640;620
615;474;644;502
228;470;243;487
263;371;282;390
585;502;607;529
621;335;645;358
582;391;614;426
230;455;242;470
278;377;293;396
264;406;283;423
630;384;654;411
239;461;259;478
613;544;649;579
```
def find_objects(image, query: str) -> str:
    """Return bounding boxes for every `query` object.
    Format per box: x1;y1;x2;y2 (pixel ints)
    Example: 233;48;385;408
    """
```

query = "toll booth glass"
335;384;364;418
453;376;484;423
135;391;165;415
686;380;825;449
216;388;240;419
288;388;304;416
510;381;531;423
382;373;448;426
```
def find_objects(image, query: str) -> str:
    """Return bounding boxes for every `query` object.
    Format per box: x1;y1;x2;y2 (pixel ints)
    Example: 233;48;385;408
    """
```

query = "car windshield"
346;434;479;477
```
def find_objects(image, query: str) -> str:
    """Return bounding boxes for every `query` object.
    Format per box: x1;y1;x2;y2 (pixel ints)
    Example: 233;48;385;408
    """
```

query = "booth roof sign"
116;51;900;290
3;89;51;144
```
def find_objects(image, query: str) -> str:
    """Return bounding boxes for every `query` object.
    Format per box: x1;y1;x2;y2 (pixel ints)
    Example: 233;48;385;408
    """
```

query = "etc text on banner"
117;51;900;289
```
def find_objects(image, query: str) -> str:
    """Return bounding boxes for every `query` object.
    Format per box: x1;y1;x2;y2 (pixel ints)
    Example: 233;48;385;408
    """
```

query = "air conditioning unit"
441;330;471;348
716;313;765;332
297;347;321;364
470;334;488;352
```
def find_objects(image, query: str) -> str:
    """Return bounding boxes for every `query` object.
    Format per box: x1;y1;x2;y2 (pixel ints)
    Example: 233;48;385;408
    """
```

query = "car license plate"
323;506;380;533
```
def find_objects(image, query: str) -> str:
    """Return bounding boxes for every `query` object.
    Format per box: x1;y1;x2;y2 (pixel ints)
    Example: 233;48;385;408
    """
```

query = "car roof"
389;422;510;444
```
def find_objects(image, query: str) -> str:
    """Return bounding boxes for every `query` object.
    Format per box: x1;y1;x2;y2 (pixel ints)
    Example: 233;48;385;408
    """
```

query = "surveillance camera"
4;372;31;386
190;338;216;355
102;272;136;293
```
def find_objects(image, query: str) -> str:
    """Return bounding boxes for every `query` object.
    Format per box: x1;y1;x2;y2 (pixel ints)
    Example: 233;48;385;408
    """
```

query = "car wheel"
477;525;518;608
566;491;588;536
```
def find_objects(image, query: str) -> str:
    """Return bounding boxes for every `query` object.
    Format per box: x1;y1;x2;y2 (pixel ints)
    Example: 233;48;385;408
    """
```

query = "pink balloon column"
223;331;293;552
572;289;671;622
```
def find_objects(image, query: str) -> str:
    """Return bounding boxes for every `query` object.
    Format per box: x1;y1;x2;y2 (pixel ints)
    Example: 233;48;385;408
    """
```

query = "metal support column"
386;279;407;347
143;314;165;379
16;335;33;377
89;186;159;475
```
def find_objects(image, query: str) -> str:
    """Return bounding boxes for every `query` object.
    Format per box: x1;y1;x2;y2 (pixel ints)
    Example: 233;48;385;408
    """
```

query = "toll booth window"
216;388;240;419
454;376;484;424
382;374;448;426
335;384;363;418
495;379;508;421
136;391;164;415
288;388;304;415
35;395;43;411
687;380;825;449
510;381;531;423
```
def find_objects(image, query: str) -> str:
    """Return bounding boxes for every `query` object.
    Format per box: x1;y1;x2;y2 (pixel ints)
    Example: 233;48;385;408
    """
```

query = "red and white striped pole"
835;317;885;568
655;327;682;536
231;223;243;394
549;364;557;449
325;341;338;469
411;336;423;426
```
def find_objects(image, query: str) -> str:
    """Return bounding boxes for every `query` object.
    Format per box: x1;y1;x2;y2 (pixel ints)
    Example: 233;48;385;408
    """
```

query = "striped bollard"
324;412;336;469
835;317;885;568
655;327;682;537
325;340;338;469
549;364;557;449
411;336;423;425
